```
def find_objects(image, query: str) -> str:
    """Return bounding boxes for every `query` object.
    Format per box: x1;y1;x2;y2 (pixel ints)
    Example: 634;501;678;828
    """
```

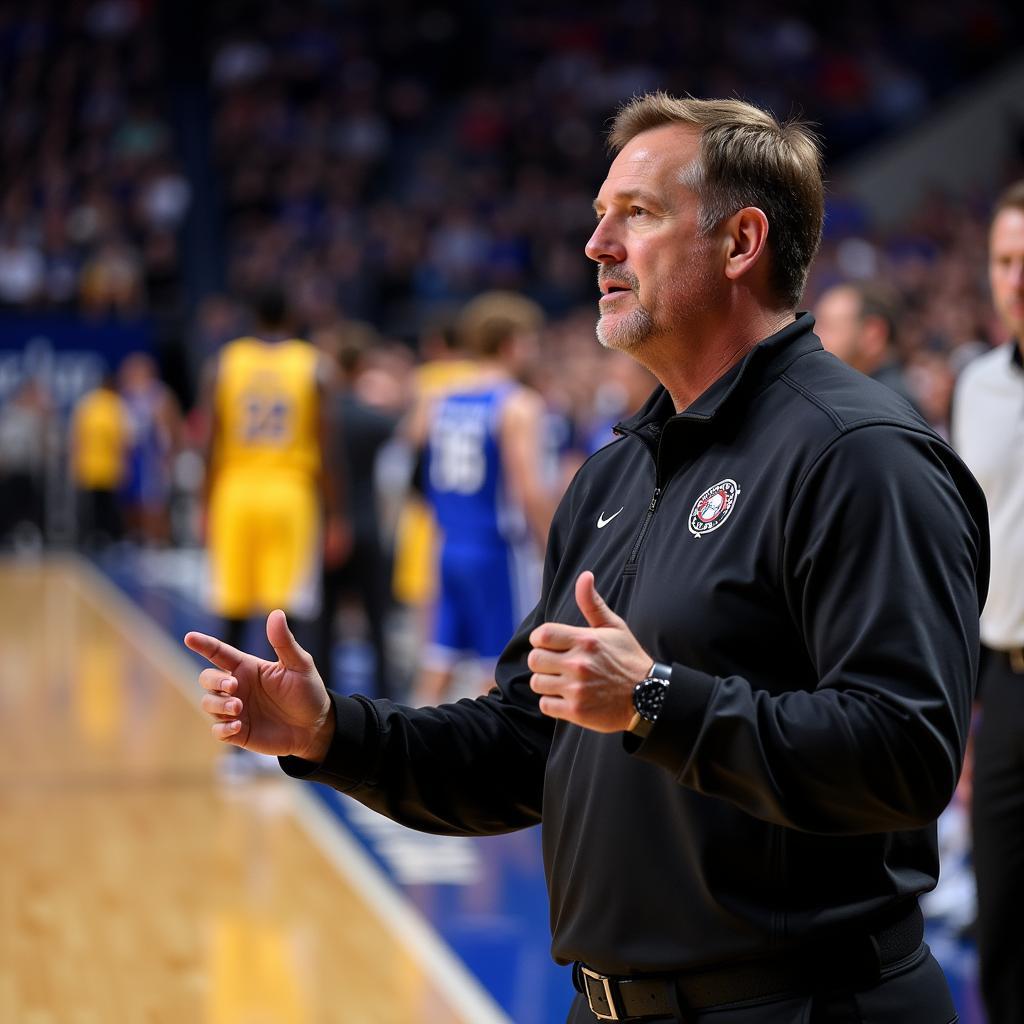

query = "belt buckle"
581;965;623;1021
1010;648;1024;673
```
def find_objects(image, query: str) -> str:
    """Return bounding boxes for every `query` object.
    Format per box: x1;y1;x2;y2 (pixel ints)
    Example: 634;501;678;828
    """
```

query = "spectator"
814;281;923;414
0;379;50;550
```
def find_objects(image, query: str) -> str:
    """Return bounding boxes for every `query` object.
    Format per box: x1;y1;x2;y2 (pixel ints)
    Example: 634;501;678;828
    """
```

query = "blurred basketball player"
70;370;133;549
200;287;349;653
118;352;182;546
408;291;556;703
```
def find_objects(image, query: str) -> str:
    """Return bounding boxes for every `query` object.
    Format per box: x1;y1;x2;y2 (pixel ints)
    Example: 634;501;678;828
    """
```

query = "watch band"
648;661;672;683
627;661;672;738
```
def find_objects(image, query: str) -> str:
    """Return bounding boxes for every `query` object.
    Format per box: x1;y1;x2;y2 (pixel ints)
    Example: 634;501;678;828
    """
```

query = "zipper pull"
649;487;662;512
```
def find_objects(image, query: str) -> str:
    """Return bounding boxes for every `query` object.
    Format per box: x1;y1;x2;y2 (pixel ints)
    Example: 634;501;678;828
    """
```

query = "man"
70;369;132;549
0;378;49;550
951;180;1024;1024
390;312;480;619
313;319;399;700
201;287;349;654
118;352;182;545
187;94;988;1023
814;280;922;413
407;290;556;703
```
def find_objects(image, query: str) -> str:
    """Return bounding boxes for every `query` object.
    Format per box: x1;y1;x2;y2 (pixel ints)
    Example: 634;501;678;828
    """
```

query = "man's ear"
722;207;770;283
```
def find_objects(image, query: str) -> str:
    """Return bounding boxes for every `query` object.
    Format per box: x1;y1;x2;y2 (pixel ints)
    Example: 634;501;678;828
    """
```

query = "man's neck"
639;309;796;412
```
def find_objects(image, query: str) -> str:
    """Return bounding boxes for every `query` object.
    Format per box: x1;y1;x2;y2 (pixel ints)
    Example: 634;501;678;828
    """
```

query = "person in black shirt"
814;280;923;415
186;93;987;1023
314;320;399;700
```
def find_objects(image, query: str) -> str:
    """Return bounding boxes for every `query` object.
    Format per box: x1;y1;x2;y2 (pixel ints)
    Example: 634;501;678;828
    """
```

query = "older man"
188;94;987;1023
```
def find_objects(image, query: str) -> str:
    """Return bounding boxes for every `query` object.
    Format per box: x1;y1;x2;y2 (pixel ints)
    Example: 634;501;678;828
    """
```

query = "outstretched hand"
528;571;652;733
184;610;335;762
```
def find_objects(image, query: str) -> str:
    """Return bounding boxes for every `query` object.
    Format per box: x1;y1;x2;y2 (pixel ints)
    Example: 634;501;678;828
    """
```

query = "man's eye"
629;206;648;217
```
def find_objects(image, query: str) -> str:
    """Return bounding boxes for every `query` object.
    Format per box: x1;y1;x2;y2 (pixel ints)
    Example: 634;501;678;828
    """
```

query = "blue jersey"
425;382;526;547
424;381;538;661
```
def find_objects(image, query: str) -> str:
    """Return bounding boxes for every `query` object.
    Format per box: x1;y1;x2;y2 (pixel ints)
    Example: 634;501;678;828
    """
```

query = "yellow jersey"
414;357;479;398
71;387;131;490
212;337;320;480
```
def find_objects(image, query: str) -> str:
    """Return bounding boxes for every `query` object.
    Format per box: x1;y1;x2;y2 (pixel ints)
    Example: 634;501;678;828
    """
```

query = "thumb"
576;571;620;629
266;609;313;671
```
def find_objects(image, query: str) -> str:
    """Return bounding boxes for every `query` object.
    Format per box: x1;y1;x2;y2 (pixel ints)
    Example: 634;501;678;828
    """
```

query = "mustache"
597;267;639;292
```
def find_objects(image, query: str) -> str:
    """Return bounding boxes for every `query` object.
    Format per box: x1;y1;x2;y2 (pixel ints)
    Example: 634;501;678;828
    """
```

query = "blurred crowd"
1;3;1023;353
0;0;190;335
2;0;1024;548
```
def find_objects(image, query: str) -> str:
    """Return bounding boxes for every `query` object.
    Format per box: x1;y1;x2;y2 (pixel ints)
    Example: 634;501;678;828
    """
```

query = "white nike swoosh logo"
597;507;625;529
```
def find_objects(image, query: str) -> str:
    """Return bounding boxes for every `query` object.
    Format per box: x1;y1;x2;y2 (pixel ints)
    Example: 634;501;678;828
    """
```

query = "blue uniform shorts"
431;540;533;662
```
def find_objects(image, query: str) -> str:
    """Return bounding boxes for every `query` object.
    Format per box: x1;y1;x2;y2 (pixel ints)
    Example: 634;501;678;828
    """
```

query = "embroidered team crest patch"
688;479;741;538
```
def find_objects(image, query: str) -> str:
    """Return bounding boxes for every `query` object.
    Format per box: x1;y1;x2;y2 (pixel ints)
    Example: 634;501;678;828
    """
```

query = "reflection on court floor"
0;556;514;1023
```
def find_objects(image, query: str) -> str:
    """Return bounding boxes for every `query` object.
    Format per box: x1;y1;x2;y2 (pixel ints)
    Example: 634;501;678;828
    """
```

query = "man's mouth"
599;281;635;302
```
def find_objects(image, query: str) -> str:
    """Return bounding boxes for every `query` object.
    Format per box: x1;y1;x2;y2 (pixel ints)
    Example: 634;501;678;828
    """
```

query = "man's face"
989;206;1024;340
814;285;863;366
585;124;720;352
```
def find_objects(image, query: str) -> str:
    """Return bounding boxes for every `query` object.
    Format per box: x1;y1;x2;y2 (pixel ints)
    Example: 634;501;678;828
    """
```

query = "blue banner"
0;314;154;411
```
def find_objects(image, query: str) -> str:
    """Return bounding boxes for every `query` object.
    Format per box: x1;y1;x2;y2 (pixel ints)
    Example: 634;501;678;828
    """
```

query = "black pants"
972;644;1024;1024
0;470;42;541
566;945;956;1022
77;487;123;548
319;539;392;700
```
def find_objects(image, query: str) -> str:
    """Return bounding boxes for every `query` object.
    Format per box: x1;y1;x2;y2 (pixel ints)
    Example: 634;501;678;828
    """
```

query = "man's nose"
585;218;626;264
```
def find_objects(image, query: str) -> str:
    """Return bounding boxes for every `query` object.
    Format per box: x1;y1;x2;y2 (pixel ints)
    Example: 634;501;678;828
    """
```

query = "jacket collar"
617;312;821;434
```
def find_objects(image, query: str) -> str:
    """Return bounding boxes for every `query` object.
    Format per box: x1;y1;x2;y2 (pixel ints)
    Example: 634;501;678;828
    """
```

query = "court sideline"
0;555;510;1023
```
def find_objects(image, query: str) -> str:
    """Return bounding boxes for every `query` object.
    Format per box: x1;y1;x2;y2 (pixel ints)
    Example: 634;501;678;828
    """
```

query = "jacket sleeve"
278;509;569;837
630;424;989;835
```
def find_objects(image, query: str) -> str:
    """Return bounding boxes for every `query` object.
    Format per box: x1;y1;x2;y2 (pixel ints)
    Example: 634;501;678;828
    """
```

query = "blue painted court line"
99;549;574;1024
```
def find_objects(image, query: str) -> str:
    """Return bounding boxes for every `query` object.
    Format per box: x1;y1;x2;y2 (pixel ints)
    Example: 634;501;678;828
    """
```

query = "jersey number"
430;421;486;494
241;394;292;443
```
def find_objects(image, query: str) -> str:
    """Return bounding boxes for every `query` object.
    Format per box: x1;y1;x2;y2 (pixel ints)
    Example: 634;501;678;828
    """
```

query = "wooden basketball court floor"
0;556;512;1024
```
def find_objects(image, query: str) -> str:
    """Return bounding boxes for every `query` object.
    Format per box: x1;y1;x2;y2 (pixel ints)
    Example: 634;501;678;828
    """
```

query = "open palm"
185;609;332;760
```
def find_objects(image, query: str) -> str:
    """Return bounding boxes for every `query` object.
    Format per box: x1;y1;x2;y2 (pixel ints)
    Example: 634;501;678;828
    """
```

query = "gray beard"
595;301;657;351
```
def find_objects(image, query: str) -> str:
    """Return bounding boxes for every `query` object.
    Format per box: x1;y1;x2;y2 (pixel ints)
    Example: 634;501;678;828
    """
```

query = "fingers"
198;667;236;695
265;609;314;672
200;691;243;718
184;631;245;673
526;646;565;677
529;571;621;650
530;672;568;696
529;666;572;719
199;678;245;743
575;571;620;629
212;720;243;743
529;622;585;651
197;682;245;744
537;695;570;722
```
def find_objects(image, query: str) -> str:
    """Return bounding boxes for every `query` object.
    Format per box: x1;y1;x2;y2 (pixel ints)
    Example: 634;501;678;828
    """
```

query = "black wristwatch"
628;661;672;738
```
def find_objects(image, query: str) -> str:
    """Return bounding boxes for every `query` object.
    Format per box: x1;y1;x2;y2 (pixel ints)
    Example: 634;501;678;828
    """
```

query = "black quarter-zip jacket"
283;314;989;975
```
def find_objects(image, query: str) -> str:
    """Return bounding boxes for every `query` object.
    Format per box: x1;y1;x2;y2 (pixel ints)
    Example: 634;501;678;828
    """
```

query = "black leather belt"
573;904;924;1021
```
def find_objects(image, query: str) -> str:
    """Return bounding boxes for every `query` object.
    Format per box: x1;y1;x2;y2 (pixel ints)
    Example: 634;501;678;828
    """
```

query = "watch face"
634;678;668;721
